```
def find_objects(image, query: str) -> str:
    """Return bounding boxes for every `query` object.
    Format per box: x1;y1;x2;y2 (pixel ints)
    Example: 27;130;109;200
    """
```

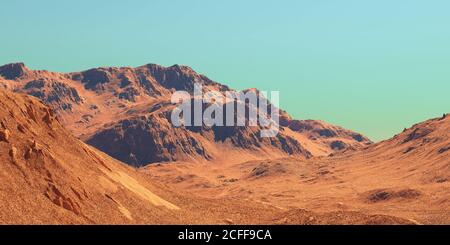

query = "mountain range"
0;63;371;166
0;62;448;224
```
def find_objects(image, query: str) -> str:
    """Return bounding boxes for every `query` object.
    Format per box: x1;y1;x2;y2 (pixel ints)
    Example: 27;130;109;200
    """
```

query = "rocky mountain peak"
0;62;30;80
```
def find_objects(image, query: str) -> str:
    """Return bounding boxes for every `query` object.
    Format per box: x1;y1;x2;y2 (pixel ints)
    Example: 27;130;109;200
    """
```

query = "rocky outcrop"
0;63;29;80
0;129;10;142
76;68;112;90
141;64;229;92
330;140;347;150
284;119;372;152
87;113;211;167
23;79;83;111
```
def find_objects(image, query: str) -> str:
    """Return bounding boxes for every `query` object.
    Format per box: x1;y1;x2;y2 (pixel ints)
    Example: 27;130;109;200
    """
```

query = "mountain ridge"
1;62;371;166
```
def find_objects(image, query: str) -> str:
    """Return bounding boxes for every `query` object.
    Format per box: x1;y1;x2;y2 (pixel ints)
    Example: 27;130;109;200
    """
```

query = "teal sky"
1;0;449;141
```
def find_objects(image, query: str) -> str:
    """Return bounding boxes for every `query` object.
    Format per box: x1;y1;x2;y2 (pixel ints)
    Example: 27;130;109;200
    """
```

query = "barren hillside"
145;115;450;224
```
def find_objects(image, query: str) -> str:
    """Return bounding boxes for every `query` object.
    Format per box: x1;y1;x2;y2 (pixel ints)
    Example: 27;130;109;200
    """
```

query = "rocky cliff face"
22;78;83;111
86;111;212;167
86;105;311;166
0;63;29;80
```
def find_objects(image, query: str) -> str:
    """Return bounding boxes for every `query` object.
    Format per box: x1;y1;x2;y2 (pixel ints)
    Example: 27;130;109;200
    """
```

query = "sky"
1;0;449;141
